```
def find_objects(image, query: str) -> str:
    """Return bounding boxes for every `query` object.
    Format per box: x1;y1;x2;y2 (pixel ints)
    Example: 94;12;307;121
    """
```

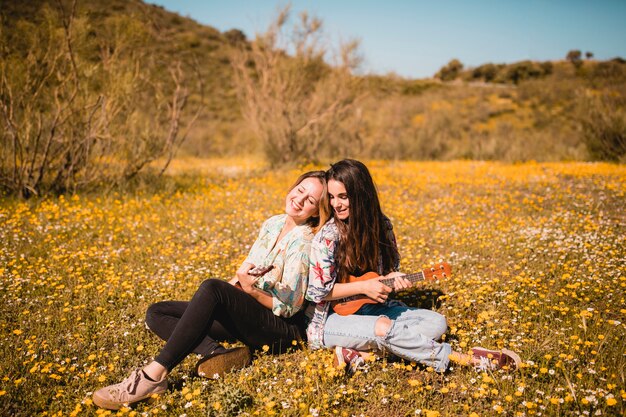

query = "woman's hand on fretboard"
382;272;412;291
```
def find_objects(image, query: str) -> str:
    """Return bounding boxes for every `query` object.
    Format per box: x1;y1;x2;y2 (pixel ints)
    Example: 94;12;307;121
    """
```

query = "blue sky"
148;0;626;79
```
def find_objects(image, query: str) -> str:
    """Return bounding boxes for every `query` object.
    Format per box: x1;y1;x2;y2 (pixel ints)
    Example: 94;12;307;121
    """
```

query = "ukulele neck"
380;271;425;289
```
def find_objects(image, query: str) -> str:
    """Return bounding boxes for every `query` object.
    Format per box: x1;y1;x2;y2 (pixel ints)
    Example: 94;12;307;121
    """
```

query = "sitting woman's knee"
374;316;392;337
430;314;448;340
145;301;166;330
438;314;448;332
196;278;232;303
199;278;224;292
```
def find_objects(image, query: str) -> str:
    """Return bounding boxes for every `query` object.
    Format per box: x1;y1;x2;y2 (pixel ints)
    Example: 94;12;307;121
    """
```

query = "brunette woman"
93;170;328;410
306;159;520;374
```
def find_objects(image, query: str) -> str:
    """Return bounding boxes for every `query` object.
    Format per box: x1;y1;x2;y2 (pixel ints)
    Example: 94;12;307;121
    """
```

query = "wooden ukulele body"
331;263;451;316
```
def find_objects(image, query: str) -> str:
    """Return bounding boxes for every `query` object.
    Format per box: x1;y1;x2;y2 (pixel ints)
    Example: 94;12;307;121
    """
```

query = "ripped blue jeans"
323;303;451;372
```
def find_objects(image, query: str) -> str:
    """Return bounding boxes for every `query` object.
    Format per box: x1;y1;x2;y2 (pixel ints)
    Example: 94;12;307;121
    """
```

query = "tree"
566;49;583;68
230;6;362;166
585;51;594;60
435;59;463;82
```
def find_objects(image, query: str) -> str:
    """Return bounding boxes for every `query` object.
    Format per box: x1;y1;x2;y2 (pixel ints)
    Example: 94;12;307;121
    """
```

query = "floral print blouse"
244;214;314;318
305;217;399;349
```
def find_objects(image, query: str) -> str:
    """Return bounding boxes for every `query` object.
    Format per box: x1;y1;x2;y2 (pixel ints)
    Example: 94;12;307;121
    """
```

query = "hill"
1;0;247;157
329;57;624;162
2;0;625;169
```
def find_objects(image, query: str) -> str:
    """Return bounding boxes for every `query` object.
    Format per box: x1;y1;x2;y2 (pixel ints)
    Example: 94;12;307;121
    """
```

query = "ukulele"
331;262;452;316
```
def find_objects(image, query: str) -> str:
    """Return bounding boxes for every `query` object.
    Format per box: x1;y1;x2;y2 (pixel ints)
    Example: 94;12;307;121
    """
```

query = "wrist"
240;282;254;293
355;280;366;295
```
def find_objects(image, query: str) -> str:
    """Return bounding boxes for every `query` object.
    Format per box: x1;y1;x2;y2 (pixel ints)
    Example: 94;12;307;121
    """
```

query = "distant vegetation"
0;0;232;197
230;6;362;166
430;53;626;162
1;0;625;196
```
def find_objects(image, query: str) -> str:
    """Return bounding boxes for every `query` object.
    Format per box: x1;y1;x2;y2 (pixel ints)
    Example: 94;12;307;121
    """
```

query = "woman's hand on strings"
359;272;411;303
359;278;393;303
385;271;412;291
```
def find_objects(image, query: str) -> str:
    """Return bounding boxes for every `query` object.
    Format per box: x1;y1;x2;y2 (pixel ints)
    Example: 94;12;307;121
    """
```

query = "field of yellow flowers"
1;159;625;417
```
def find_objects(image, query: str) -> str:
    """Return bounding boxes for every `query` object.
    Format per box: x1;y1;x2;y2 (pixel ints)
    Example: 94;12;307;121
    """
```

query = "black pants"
146;278;306;371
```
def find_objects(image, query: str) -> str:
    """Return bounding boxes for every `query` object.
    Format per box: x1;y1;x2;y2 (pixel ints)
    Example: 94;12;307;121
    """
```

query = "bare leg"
143;361;168;381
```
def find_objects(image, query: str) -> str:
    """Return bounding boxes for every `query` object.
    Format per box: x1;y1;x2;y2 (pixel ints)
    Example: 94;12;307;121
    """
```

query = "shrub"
502;61;544;84
435;59;463;81
540;61;554;76
223;28;246;45
205;381;253;417
580;92;626;162
592;60;625;80
0;3;204;197
471;63;499;82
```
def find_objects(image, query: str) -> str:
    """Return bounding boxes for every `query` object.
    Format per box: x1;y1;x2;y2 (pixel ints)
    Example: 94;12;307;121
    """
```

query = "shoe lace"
108;369;141;402
345;352;365;371
349;356;365;367
126;370;142;395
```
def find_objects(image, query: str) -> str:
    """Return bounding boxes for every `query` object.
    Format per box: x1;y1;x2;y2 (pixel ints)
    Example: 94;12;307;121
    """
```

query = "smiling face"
328;179;350;221
285;177;324;224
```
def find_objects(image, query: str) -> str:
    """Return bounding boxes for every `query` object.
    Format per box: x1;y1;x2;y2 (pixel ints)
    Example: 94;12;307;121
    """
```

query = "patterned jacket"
305;217;399;349
244;214;313;318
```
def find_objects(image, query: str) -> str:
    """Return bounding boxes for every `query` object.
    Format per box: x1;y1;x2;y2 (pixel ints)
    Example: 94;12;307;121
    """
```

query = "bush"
501;61;544;84
540;61;554;76
592;61;625;80
223;28;246;44
471;63;499;82
435;59;463;82
580;92;626;162
205;381;253;416
0;4;204;197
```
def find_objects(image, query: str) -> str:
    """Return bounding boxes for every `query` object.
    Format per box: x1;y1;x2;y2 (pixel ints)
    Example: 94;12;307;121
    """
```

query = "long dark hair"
327;159;399;282
288;170;330;233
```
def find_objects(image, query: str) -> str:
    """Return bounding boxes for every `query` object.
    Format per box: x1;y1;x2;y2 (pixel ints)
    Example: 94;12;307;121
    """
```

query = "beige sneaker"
196;346;252;379
93;369;167;410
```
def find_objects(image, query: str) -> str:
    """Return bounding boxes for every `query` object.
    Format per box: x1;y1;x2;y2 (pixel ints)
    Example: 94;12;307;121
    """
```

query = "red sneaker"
470;347;521;371
333;346;365;376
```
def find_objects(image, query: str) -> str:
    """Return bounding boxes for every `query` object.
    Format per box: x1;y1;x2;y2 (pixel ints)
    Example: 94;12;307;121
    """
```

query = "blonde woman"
93;171;328;410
